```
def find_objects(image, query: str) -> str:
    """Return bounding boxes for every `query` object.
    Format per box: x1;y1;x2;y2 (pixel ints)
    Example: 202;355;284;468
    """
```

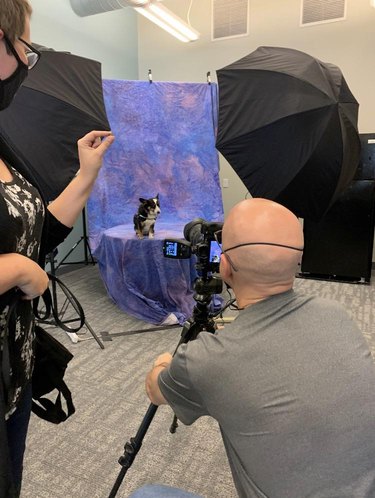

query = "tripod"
108;275;222;497
38;250;105;349
57;207;95;269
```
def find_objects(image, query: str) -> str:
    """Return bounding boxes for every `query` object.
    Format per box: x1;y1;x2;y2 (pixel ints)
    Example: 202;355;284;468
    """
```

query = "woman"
0;1;114;496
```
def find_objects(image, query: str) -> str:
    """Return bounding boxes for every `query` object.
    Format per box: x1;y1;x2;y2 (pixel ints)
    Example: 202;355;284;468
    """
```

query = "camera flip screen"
164;241;178;257
209;240;221;264
163;239;192;259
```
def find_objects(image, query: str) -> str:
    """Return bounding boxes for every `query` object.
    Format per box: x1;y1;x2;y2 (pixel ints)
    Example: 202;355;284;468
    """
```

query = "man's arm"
145;352;172;406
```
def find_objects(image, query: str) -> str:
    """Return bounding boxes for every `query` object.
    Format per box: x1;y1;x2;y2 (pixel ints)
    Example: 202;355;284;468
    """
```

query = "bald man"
144;198;375;498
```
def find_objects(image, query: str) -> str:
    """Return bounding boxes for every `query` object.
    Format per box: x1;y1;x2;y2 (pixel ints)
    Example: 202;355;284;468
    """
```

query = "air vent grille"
301;0;346;26
212;0;249;40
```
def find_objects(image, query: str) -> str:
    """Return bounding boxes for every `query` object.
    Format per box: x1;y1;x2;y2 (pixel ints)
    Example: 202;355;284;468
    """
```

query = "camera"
163;218;223;274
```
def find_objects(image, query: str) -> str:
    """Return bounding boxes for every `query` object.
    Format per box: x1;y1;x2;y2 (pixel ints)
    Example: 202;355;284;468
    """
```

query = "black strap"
31;325;75;423
1;290;76;424
1;294;21;406
31;380;75;424
34;273;85;333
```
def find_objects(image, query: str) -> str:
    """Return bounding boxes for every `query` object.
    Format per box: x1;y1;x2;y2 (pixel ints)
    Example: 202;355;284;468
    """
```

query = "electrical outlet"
222;178;229;188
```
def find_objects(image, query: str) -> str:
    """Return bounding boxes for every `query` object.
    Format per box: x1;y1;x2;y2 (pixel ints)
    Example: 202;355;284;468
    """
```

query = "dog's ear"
139;198;147;203
156;193;159;198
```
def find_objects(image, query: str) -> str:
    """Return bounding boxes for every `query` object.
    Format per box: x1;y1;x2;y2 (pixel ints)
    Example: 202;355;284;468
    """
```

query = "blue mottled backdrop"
87;80;223;324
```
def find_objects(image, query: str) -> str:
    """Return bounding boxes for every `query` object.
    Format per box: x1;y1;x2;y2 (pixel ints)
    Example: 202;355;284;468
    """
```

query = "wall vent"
301;0;346;26
212;0;249;41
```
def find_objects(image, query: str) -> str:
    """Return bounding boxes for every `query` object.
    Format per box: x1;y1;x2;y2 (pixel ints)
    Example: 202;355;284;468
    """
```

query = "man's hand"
145;352;173;406
153;352;173;369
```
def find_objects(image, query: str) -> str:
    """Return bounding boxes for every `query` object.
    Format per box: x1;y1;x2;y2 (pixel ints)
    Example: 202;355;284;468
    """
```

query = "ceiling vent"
301;0;346;26
212;0;249;41
70;0;149;17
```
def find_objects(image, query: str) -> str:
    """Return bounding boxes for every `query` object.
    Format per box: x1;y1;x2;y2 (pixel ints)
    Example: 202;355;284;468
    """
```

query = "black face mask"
0;59;28;111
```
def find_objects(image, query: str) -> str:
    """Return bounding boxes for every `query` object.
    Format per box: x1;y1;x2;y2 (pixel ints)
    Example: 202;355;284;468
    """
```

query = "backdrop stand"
40;251;105;349
57;207;96;269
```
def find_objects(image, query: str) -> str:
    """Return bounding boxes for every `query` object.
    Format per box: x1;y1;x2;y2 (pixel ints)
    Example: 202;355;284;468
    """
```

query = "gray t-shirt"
159;290;375;498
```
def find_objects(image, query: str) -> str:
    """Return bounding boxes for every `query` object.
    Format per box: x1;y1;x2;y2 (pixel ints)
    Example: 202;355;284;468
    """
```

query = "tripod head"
162;217;224;341
181;275;223;342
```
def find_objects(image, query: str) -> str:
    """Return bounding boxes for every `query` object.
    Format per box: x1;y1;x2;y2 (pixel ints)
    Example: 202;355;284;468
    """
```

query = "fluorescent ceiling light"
69;0;200;42
134;2;200;43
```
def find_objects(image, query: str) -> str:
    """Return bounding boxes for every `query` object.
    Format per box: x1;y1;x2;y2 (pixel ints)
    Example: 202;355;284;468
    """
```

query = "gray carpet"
20;265;375;498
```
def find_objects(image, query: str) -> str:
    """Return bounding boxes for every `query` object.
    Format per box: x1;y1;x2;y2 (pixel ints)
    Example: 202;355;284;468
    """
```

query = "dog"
133;194;161;239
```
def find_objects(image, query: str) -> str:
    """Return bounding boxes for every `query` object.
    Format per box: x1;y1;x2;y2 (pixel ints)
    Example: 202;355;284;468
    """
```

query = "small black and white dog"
133;194;161;239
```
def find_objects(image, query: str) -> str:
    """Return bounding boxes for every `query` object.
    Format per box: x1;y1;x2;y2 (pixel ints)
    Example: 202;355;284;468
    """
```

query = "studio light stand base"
40;251;105;350
56;207;96;270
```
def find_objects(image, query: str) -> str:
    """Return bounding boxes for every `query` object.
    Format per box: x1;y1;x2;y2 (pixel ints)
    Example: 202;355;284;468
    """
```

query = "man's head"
0;0;32;44
220;198;304;307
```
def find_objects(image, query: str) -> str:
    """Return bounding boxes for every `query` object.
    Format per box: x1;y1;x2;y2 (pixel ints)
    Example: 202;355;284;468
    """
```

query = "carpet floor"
20;265;375;497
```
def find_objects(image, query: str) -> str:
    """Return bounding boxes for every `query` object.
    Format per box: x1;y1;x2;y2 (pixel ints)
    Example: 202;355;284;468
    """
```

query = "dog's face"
139;194;161;217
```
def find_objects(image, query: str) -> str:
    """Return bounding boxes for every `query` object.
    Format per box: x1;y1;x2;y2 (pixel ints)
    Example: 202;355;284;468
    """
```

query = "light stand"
57;207;95;269
38;251;105;349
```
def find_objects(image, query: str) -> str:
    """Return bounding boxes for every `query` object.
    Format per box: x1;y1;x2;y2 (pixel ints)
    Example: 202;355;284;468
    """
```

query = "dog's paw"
148;233;154;239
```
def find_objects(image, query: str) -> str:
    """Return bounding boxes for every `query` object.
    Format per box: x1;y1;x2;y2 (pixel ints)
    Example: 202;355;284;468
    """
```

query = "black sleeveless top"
0;165;44;416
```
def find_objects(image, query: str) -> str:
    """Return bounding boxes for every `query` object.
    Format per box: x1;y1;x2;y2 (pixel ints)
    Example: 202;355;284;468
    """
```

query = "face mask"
0;59;28;111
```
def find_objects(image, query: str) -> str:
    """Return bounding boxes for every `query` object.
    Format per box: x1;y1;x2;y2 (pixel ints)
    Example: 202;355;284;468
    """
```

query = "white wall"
137;0;375;216
30;0;139;79
30;0;139;264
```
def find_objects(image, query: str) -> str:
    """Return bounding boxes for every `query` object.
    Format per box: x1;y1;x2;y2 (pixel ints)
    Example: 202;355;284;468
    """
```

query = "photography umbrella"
0;47;110;201
216;46;361;221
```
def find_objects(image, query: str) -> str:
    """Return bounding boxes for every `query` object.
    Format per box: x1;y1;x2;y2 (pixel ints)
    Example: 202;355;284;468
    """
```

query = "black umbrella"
216;46;361;220
0;47;109;201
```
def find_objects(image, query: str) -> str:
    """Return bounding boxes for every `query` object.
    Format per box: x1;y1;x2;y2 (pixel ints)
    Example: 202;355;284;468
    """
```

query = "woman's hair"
0;0;32;43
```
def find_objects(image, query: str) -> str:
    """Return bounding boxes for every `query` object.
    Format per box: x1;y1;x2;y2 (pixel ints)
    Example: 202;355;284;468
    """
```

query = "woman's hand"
18;260;49;300
77;130;115;183
47;130;115;227
0;254;49;299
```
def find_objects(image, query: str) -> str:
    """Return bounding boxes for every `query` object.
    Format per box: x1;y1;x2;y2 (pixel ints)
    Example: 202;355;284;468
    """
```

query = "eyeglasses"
214;230;304;273
3;34;41;70
214;230;239;272
19;38;41;69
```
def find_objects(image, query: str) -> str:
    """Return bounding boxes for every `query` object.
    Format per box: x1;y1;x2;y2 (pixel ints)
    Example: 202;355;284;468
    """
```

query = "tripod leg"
165;320;200;436
108;403;158;498
44;251;104;348
56;237;84;269
83;318;105;350
108;298;217;496
58;283;105;349
82;208;95;265
169;414;179;433
84;237;96;265
55;208;95;268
